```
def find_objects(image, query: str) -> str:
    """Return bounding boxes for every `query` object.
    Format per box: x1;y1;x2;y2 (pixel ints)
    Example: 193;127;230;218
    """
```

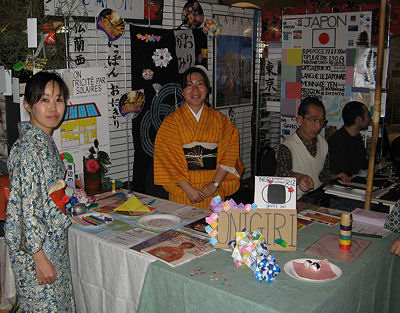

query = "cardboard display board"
214;208;297;251
210;176;297;251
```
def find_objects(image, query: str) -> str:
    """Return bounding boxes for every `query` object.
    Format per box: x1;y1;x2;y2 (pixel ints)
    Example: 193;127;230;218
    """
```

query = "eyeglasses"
303;117;328;127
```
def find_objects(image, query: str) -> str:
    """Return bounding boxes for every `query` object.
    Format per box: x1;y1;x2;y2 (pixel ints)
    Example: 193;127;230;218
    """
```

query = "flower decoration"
142;69;154;80
152;48;172;68
83;139;111;179
85;159;100;173
203;18;222;39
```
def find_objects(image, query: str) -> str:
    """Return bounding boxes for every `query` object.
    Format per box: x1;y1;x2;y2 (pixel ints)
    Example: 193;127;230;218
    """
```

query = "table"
68;192;209;313
69;227;155;312
1;192;209;313
137;223;400;313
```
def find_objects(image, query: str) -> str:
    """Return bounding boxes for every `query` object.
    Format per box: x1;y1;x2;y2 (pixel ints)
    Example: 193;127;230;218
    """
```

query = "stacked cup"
339;213;352;250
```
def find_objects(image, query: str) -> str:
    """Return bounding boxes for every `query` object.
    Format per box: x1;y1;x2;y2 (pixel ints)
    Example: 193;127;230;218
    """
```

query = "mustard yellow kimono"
154;104;243;209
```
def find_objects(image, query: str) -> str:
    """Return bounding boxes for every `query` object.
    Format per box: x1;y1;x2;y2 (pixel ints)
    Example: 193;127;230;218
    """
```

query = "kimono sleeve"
217;117;244;179
154;114;190;186
17;150;48;255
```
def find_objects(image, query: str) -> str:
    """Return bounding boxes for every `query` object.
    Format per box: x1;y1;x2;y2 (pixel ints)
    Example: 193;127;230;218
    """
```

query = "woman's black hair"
182;67;211;93
24;71;69;107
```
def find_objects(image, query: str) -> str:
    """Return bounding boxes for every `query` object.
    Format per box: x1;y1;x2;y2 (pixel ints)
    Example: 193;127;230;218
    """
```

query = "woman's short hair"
182;67;210;92
24;71;69;107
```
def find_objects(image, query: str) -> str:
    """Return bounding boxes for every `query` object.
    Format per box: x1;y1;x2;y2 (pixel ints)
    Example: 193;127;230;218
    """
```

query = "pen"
85;216;104;224
89;215;106;223
81;216;99;226
352;232;383;239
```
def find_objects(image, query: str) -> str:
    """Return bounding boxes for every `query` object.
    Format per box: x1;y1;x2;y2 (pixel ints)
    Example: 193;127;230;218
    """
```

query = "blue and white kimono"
5;122;75;312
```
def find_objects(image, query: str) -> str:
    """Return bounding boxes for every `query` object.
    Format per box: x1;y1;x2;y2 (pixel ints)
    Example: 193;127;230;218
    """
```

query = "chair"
257;146;277;176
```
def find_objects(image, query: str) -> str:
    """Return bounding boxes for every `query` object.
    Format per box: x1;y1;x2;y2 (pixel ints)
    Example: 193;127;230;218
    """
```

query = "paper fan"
181;0;204;30
118;90;145;118
97;9;125;41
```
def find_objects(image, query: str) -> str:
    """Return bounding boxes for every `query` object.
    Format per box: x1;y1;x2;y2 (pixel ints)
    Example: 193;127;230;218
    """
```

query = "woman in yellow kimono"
154;67;243;210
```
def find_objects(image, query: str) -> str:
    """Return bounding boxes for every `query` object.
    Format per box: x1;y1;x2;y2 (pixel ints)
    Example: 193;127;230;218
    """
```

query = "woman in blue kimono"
5;72;75;312
385;200;400;256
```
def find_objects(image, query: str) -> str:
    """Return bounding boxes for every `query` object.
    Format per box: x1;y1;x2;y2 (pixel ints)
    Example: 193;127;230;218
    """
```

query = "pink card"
304;233;371;264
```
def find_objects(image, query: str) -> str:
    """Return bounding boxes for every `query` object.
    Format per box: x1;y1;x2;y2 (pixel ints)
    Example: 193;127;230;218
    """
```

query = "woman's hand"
390;238;400;256
178;181;206;203
33;249;56;285
201;183;218;198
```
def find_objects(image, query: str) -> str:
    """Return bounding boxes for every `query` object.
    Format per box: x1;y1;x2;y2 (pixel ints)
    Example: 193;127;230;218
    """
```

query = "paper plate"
71;212;113;227
138;214;181;229
284;258;342;282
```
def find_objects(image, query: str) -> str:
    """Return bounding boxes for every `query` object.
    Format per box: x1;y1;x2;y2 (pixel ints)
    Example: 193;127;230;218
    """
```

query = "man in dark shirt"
328;101;371;176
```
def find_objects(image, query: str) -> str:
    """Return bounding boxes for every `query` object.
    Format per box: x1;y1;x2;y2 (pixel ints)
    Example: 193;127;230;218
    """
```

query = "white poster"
283;12;372;49
280;116;298;142
354;48;389;89
53;67;110;175
302;48;346;98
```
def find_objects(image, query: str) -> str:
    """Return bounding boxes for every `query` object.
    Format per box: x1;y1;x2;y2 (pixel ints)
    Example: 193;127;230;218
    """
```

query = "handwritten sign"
301;48;346;98
214;208;297;251
174;30;195;74
254;176;297;209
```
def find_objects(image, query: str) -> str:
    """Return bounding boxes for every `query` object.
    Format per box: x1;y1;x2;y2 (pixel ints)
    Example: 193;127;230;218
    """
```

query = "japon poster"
215;15;253;108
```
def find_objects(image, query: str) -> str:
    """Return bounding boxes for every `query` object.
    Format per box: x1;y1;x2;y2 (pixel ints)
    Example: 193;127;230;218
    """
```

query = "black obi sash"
183;143;218;170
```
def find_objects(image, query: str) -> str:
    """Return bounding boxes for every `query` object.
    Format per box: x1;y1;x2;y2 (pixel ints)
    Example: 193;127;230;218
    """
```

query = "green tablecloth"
137;223;400;313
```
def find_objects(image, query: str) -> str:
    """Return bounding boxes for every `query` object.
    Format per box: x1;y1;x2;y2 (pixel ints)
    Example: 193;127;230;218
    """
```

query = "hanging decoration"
97;9;125;41
261;10;281;42
42;23;57;55
152;48;173;68
13;61;24;72
181;0;204;30
143;0;164;25
142;69;154;80
23;57;47;71
152;83;162;96
136;33;161;42
202;18;222;40
118;90;145;118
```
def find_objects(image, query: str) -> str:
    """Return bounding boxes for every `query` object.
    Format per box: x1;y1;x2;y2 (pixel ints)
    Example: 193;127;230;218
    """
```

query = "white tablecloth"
0;237;15;310
69;227;156;313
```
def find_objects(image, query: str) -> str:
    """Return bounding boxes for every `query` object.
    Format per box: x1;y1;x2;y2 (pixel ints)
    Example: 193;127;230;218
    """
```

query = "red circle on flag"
319;33;330;45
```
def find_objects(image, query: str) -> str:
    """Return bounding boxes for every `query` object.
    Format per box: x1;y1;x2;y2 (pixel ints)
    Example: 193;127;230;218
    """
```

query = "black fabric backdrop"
130;25;207;196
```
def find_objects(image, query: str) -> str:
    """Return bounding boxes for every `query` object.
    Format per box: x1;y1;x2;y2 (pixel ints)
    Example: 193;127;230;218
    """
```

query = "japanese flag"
312;28;336;48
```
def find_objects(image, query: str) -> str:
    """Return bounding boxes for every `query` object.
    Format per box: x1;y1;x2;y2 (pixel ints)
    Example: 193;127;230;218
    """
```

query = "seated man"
328;101;370;176
275;97;349;200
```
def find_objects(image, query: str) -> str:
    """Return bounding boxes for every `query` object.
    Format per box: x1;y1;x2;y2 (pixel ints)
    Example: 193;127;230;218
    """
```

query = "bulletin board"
280;11;373;127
